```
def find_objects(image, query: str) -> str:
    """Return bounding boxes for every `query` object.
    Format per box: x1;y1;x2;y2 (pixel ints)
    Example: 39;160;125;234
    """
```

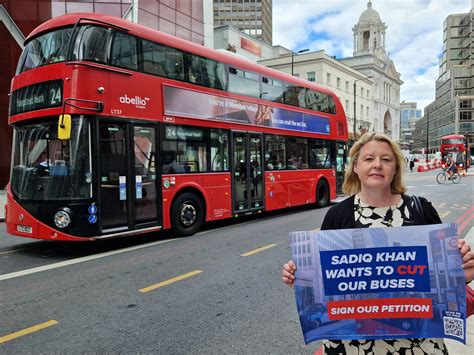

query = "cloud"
273;0;472;111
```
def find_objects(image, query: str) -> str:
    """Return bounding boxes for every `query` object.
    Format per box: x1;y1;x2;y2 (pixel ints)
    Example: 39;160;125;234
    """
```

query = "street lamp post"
291;49;309;76
353;79;359;141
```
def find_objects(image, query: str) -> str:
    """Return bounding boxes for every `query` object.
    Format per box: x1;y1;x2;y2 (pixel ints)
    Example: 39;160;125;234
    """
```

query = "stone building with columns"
258;1;402;141
339;0;403;140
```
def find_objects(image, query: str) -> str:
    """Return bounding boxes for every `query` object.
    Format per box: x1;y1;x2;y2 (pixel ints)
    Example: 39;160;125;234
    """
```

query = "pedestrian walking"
282;132;474;354
409;158;415;172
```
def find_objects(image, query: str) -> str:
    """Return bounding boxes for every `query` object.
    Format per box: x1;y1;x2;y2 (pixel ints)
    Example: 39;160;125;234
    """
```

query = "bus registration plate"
17;225;32;234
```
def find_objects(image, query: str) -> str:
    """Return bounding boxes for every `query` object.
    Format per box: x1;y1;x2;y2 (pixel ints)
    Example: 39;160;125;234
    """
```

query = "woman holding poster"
282;132;474;354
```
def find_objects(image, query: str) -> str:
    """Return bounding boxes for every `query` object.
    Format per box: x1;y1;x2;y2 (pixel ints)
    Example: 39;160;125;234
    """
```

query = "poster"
163;85;330;135
290;224;466;344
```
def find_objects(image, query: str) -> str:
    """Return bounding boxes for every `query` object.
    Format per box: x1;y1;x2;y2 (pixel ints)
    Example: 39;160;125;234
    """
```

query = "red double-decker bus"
6;13;348;241
440;134;470;168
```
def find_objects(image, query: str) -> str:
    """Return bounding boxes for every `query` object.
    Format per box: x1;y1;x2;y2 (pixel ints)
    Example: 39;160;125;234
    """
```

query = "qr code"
443;316;464;338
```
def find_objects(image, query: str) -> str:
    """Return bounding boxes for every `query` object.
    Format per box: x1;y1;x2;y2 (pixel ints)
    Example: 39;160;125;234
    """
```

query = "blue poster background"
289;224;467;344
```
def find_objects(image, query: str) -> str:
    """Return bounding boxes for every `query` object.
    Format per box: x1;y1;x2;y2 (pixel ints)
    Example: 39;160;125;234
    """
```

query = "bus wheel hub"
180;203;196;226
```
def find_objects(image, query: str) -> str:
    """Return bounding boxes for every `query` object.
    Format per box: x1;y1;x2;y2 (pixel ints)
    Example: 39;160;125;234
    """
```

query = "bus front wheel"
316;180;329;208
171;192;204;237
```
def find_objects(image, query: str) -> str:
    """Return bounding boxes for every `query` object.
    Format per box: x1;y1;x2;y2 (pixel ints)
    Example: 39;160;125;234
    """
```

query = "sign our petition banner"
289;224;466;345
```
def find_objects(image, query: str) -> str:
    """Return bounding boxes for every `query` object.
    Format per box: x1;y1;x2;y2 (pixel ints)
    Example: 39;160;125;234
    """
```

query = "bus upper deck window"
75;26;109;63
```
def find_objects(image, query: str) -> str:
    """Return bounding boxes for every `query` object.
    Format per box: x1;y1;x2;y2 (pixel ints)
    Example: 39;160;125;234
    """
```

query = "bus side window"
261;77;283;102
306;90;330;113
228;67;260;98
110;32;138;70
75;26;109;63
187;55;205;86
165;47;185;81
328;96;336;114
210;130;229;171
142;39;167;77
187;55;227;91
283;85;305;108
309;139;331;168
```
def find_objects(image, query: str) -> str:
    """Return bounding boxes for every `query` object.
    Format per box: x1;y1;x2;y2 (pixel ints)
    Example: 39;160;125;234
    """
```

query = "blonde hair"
342;132;407;196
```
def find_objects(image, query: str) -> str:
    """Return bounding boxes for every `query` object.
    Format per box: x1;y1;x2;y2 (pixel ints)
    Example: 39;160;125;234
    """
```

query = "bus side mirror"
58;114;71;140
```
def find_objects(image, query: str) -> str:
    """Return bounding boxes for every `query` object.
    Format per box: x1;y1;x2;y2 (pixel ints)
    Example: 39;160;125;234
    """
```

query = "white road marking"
0;238;176;282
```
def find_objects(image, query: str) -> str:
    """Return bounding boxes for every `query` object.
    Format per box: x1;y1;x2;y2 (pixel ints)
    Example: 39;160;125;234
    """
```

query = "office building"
399;101;422;150
213;0;272;44
412;10;473;156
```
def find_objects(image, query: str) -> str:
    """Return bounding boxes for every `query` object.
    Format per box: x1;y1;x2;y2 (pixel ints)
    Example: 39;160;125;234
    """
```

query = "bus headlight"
54;209;71;228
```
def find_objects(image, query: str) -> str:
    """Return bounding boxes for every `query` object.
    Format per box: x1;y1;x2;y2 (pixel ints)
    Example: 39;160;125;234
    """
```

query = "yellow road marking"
241;244;277;257
438;211;451;219
139;270;202;293
0;320;58;344
312;228;321;232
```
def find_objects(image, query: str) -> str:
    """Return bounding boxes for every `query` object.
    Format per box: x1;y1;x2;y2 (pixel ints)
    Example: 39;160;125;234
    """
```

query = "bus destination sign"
10;80;63;116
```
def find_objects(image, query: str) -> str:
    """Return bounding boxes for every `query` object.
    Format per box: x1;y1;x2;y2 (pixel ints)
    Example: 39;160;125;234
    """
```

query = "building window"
345;100;349;113
307;71;315;82
294;73;299;78
337;77;341;88
345;81;349;91
360;87;364;97
326;73;331;85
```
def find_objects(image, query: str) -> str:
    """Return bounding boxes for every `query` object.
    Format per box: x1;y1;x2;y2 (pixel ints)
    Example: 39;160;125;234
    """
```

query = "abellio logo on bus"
119;94;150;109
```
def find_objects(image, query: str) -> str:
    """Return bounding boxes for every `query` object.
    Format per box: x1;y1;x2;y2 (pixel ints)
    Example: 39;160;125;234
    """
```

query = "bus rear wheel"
316;180;329;208
171;193;204;237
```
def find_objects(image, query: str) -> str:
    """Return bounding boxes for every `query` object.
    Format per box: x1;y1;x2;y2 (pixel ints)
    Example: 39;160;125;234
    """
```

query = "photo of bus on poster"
289;224;467;344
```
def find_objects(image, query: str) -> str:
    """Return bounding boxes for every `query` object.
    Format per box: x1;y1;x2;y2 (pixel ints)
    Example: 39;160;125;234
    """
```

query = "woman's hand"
282;260;297;288
458;239;474;283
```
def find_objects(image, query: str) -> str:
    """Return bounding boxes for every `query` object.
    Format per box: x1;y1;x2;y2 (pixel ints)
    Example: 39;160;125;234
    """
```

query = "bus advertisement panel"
6;13;348;241
163;86;330;134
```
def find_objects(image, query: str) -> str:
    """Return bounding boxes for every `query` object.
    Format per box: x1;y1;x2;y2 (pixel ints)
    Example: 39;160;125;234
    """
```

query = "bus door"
231;131;264;214
98;122;160;233
335;141;347;194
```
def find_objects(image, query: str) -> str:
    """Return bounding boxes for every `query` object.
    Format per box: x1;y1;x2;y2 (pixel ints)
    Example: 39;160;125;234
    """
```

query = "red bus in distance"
440;134;470;168
6;13;348;241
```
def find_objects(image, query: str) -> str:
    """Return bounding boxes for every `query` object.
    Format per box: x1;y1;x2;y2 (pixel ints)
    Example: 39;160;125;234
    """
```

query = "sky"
272;0;472;113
